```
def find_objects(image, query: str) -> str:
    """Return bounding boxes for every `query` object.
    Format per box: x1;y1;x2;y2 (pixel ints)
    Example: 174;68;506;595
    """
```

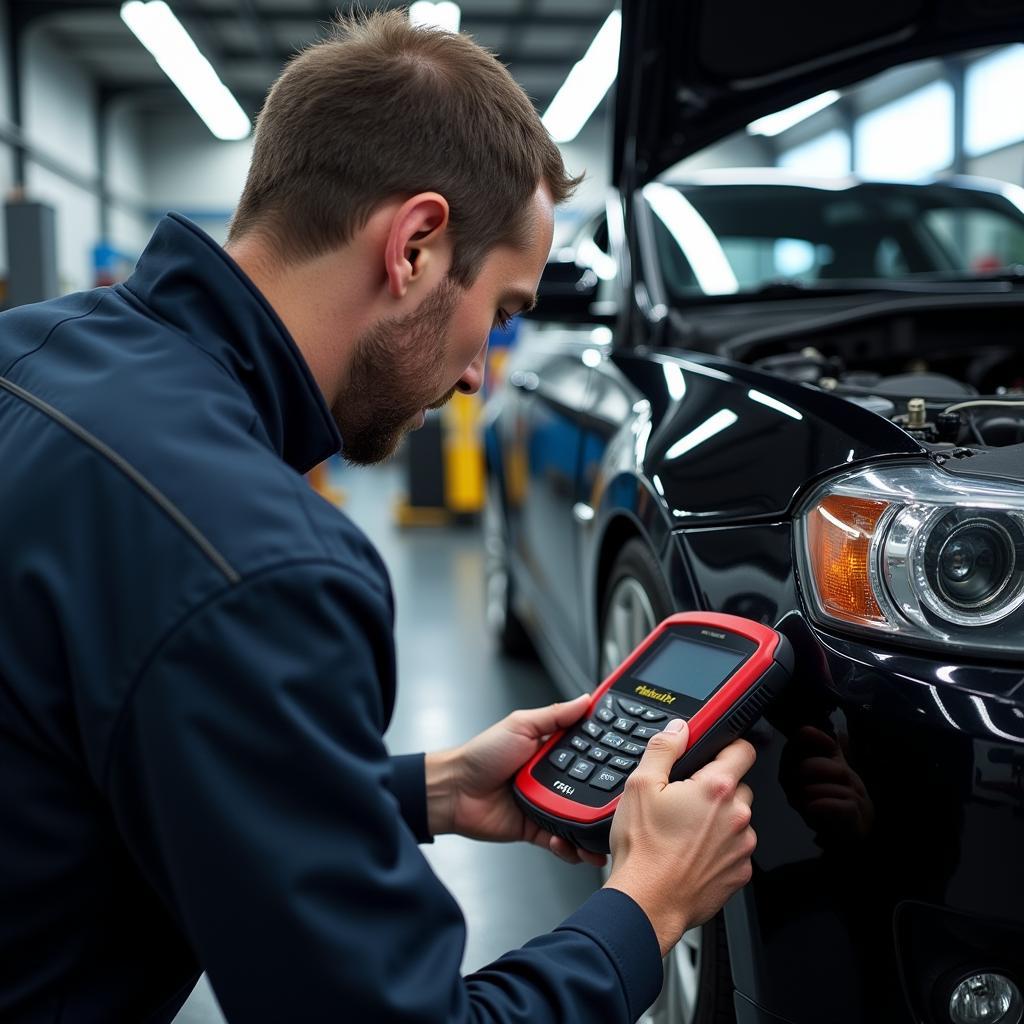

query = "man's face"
333;186;554;465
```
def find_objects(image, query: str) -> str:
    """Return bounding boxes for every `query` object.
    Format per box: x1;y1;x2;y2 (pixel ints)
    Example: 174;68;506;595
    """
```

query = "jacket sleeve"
102;560;663;1024
388;752;432;844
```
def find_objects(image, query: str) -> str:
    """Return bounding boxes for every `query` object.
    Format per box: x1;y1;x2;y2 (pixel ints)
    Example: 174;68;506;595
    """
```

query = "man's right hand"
603;719;757;957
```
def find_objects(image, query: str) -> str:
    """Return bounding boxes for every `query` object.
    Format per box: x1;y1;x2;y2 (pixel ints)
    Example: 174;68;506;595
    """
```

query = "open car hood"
614;0;1024;190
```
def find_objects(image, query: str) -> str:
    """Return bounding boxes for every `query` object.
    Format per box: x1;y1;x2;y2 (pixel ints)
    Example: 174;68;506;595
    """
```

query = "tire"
483;480;535;658
601;538;736;1024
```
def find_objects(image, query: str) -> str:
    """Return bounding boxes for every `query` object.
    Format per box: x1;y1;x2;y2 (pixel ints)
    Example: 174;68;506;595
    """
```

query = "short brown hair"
229;9;580;284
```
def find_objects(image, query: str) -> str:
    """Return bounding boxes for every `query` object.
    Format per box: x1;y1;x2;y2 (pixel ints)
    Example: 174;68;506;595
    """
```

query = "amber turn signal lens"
806;495;889;626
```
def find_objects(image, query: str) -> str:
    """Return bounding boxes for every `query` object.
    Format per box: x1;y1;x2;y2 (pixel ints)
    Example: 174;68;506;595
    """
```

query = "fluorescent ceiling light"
642;182;738;295
409;1;461;32
542;10;621;144
747;90;840;137
121;0;250;141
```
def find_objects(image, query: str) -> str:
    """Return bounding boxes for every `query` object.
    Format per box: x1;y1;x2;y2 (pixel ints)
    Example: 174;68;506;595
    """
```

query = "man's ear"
384;192;451;299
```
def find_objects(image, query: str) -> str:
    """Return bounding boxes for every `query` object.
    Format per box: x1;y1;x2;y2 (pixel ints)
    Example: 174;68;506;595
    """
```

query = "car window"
923;207;1024;272
645;181;1024;298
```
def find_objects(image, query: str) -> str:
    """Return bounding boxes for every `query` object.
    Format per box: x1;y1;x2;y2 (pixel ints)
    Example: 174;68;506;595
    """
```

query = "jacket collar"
122;213;341;474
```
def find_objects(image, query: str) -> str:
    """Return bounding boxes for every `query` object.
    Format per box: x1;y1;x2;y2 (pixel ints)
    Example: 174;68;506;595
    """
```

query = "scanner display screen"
634;637;746;701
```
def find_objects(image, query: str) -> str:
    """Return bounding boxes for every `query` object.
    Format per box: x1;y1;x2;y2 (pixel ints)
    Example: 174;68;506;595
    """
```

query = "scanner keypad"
548;692;681;797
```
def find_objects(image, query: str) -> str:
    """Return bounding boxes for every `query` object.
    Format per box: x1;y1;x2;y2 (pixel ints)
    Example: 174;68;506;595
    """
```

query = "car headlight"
796;462;1024;654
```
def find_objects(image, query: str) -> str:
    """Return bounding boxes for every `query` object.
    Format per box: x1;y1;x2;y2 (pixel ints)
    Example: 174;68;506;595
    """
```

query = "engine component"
841;372;975;400
907;398;927;428
753;349;842;384
936;411;962;442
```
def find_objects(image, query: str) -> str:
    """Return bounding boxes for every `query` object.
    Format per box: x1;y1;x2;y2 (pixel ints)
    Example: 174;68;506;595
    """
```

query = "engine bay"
731;298;1024;448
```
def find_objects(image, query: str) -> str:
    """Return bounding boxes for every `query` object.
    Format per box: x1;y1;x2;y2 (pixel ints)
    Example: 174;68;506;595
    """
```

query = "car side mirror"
526;258;610;323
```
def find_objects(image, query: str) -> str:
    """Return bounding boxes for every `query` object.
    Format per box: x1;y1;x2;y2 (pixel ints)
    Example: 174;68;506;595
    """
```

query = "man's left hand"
424;693;607;867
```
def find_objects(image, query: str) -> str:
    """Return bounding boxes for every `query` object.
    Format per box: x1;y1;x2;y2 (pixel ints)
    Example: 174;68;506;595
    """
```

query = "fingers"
577;848;609;868
546;835;581;864
691;737;756;790
631;718;689;787
546;833;608;867
510;693;591;739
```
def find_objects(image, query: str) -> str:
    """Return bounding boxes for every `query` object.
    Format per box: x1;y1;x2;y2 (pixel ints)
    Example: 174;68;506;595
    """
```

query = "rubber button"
582;721;603;739
600;732;626;750
642;708;667;722
589;746;609;762
549;749;574;771
608;755;636;772
617;700;647;717
570;736;589;752
568;759;595;781
613;717;636;734
621;741;644;757
590;767;624;791
632;724;663;740
595;707;615;723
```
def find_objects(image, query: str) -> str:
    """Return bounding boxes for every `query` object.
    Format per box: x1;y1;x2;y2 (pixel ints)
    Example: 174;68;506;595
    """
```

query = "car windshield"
644;180;1024;299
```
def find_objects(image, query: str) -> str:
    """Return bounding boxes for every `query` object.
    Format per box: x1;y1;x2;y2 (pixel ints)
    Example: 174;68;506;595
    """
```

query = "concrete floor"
173;461;601;1022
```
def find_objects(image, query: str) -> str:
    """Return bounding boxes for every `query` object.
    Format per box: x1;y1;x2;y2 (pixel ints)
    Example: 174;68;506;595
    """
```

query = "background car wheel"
601;538;736;1024
483;481;535;658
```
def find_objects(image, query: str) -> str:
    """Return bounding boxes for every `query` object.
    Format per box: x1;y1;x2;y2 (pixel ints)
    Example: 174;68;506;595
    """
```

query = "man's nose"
456;342;487;395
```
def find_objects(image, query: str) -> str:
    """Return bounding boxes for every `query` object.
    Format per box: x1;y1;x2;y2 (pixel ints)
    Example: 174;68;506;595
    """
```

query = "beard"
333;277;461;466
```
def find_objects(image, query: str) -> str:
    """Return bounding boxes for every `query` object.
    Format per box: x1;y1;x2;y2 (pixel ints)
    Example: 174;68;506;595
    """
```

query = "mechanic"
0;11;756;1023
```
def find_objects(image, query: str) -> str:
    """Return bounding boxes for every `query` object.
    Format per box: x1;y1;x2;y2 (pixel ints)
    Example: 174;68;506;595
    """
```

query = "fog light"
950;973;1023;1024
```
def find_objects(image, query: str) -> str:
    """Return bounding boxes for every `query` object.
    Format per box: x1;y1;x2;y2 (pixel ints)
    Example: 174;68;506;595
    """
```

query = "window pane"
965;45;1024;157
854;80;954;181
923;207;1024;271
778;130;851;176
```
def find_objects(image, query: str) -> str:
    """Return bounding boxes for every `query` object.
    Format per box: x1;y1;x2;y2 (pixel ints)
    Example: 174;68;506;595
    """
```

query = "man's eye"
494;309;512;330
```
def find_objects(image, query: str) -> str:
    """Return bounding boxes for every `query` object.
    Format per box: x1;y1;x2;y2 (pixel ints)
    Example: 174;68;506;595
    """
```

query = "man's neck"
225;234;373;406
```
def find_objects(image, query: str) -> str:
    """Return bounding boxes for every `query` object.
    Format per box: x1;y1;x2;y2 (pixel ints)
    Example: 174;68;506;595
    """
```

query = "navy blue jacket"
0;214;662;1022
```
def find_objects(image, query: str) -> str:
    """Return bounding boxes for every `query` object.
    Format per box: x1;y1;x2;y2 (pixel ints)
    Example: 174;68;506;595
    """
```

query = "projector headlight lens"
797;463;1024;654
949;972;1022;1024
927;512;1023;614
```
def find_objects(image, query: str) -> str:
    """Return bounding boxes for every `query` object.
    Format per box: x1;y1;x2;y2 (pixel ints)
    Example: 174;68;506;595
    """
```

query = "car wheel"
483;480;534;658
601;538;736;1024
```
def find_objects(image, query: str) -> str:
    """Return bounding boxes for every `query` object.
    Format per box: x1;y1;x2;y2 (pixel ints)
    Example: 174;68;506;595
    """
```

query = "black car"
484;5;1024;1024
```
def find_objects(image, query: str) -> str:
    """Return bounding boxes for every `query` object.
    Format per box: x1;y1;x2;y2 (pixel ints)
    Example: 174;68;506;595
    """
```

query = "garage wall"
969;143;1024;187
558;114;610;206
143;110;254;244
107;103;155;260
0;3;14;281
674;134;773;175
0;21;152;294
553;114;611;242
23;27;101;294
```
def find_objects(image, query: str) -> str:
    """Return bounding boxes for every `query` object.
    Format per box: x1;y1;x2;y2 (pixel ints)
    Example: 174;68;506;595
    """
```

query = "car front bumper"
725;616;1024;1024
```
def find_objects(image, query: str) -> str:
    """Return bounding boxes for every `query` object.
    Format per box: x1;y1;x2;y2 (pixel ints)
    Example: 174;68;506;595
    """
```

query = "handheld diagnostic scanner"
513;612;794;854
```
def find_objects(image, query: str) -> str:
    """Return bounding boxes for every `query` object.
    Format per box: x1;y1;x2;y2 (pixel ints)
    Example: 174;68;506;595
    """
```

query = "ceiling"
16;0;616;120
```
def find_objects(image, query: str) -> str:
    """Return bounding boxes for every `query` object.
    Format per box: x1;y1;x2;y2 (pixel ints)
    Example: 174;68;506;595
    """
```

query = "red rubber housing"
513;612;783;824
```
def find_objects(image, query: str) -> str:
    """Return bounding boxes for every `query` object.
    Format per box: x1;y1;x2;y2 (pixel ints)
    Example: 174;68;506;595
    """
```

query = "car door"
502;326;597;687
